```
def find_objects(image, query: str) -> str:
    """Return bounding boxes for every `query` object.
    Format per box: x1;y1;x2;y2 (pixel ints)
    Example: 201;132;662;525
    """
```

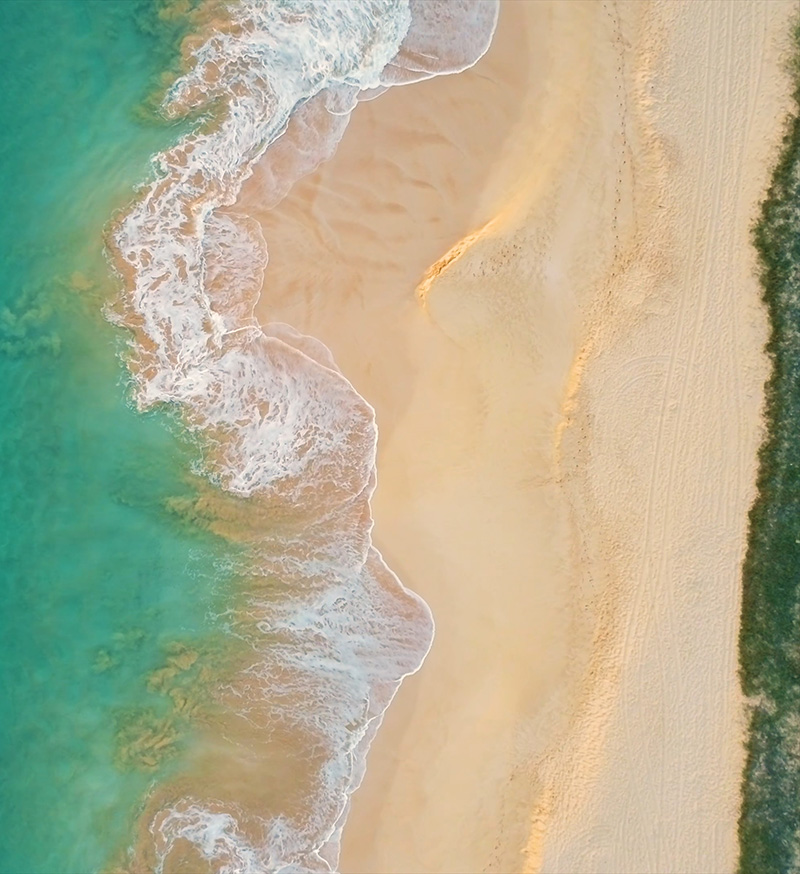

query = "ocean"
0;2;239;871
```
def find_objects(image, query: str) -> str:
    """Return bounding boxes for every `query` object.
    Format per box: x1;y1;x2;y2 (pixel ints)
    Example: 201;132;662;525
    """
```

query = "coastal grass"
738;16;800;873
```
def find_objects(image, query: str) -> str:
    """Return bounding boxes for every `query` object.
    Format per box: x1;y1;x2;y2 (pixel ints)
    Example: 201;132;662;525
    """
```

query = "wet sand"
239;1;795;871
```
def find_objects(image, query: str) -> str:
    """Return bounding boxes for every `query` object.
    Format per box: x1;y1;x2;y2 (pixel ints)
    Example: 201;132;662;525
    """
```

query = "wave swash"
107;1;498;872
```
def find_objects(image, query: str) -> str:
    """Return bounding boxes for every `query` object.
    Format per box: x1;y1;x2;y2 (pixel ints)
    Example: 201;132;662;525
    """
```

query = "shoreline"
104;3;504;871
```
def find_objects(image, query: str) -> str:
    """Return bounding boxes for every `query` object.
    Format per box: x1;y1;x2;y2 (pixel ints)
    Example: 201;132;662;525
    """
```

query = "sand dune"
241;1;795;871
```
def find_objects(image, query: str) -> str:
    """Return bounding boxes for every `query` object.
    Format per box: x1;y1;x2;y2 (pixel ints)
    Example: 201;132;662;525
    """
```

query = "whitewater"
108;1;498;871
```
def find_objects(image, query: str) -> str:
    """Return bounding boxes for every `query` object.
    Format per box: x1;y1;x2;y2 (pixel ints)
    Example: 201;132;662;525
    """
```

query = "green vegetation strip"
739;19;800;874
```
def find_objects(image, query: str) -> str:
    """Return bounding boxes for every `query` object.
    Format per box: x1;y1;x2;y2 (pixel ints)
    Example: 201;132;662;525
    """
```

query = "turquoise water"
0;3;238;872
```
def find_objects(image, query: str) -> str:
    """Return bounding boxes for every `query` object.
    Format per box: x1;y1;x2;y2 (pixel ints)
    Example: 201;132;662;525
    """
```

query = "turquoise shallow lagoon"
0;3;238;872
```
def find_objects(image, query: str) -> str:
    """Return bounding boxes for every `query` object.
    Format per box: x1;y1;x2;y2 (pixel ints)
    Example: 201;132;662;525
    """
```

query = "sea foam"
109;1;498;871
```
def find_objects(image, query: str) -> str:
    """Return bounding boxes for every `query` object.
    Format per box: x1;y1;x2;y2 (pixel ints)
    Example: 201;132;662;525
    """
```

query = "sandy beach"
534;2;794;872
238;1;796;871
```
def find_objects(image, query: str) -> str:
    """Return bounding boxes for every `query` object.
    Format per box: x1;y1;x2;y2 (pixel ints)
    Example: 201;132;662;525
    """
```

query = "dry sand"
535;3;795;872
238;0;796;871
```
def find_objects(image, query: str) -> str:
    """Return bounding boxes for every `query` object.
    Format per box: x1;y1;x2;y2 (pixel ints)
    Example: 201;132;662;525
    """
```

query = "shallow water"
0;3;239;872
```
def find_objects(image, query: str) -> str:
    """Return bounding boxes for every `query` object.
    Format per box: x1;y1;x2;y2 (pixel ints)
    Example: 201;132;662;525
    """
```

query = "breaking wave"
108;1;498;870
